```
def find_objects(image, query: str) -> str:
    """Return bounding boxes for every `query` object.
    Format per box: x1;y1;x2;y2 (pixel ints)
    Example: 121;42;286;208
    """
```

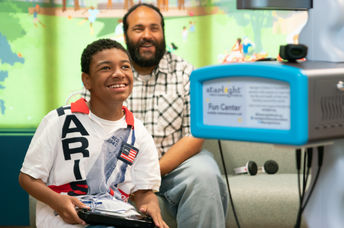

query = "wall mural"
0;0;307;129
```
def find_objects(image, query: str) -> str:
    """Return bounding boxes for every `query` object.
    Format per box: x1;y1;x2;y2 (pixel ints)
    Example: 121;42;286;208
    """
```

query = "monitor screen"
203;77;291;130
237;0;313;10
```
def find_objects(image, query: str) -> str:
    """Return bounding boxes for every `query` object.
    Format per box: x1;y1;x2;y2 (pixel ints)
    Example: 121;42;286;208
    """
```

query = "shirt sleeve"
130;118;161;192
20;111;60;183
181;60;194;136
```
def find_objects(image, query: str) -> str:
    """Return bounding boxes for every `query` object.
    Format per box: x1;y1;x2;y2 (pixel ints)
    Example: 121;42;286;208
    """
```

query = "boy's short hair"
81;39;129;74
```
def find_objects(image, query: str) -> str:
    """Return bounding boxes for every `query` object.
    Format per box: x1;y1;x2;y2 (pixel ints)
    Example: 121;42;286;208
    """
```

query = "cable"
217;140;241;228
302;148;312;205
301;146;324;211
301;149;307;197
305;147;313;186
295;146;324;228
295;147;312;228
295;148;302;202
295;148;302;228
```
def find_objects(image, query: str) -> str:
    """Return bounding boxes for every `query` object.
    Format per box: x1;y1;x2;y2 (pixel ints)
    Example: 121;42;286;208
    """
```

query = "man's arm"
159;136;204;176
130;190;169;228
157;59;203;176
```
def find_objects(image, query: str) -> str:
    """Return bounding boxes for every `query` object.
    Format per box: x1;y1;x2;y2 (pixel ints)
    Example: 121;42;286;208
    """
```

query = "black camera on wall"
279;44;308;62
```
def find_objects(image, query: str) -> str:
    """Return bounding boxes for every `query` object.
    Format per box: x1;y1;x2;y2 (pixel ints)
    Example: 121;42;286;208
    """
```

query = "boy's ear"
82;72;91;90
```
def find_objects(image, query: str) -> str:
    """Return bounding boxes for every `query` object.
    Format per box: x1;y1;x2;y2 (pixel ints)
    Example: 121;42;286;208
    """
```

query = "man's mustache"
138;39;156;47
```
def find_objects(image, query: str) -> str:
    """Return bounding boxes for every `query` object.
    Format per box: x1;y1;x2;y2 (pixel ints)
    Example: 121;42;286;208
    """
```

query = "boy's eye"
121;65;131;70
101;66;111;70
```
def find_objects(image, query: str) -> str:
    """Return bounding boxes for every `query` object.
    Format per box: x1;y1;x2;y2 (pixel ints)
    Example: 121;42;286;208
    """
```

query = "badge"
118;142;139;165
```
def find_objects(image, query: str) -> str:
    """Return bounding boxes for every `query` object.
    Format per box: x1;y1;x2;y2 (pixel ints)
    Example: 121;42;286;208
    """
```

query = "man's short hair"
122;3;165;35
81;39;128;74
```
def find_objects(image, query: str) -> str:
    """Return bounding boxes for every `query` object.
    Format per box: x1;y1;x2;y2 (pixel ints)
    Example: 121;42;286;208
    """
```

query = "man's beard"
126;37;166;68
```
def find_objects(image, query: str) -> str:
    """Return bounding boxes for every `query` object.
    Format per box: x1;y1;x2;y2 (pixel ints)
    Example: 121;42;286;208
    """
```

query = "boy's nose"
111;68;125;78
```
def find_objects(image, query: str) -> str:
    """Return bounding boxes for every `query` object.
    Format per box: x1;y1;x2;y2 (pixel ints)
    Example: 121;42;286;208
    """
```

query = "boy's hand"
131;190;169;228
139;204;169;228
18;173;89;225
53;194;89;225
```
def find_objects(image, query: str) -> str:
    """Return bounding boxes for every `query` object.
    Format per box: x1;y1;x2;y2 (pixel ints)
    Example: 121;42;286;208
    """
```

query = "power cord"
218;140;241;228
295;147;312;228
296;148;302;203
301;146;324;211
294;146;324;228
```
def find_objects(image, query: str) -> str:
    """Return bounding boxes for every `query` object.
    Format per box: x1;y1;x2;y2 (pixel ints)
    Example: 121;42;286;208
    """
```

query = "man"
122;4;229;228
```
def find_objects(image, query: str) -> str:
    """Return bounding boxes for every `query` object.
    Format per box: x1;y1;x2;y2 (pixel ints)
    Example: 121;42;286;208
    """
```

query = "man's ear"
82;72;91;90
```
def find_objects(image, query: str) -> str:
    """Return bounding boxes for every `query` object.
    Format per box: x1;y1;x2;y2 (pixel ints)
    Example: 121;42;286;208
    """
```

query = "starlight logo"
206;85;242;97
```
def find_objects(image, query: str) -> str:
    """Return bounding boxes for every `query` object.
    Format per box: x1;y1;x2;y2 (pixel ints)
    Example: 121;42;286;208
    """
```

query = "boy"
19;39;168;228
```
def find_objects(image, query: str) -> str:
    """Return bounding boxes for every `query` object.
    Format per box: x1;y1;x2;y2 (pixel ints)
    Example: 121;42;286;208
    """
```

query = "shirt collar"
71;98;134;129
155;51;170;74
71;98;89;114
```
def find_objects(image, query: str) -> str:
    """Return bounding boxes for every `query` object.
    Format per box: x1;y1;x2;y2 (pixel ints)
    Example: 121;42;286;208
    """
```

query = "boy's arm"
18;172;87;225
130;190;169;228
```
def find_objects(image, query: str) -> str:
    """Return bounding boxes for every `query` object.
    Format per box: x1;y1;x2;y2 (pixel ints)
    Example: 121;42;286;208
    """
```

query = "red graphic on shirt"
49;180;88;196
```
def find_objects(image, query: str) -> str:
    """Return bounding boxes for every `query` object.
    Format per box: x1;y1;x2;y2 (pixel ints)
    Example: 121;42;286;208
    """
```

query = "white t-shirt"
21;99;161;228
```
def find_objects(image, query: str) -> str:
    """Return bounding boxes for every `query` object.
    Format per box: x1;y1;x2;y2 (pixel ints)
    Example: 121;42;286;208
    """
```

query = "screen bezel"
190;62;309;145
